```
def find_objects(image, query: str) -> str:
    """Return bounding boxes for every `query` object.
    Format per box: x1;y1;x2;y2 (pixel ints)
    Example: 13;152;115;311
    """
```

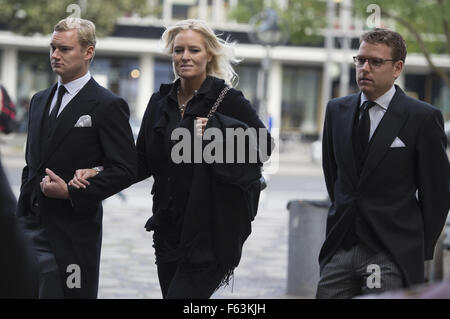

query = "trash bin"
286;199;329;297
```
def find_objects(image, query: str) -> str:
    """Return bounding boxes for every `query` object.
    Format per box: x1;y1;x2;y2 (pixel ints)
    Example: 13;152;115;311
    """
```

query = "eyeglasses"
353;56;397;68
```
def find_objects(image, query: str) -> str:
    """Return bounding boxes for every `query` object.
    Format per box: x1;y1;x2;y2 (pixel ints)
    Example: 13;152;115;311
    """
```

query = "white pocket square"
74;115;92;127
390;137;406;148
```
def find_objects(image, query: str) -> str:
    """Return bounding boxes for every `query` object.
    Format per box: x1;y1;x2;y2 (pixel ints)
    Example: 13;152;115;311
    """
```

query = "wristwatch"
92;166;104;174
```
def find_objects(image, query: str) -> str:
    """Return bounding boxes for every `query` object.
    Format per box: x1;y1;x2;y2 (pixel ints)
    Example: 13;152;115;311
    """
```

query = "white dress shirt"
360;85;396;140
49;71;92;117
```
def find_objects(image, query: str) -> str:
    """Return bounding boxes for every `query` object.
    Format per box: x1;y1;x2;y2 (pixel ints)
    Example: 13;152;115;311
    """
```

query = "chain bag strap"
207;86;231;118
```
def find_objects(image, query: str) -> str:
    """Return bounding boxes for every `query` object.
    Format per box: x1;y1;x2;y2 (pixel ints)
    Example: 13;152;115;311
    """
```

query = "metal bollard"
286;199;329;297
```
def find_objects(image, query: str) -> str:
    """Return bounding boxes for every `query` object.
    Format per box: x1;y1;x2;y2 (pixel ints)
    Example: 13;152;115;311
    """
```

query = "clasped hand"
41;168;98;199
40;168;70;199
68;168;98;189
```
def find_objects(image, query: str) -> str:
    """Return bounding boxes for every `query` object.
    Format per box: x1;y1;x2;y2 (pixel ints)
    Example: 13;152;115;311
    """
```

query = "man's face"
355;41;403;100
50;30;94;83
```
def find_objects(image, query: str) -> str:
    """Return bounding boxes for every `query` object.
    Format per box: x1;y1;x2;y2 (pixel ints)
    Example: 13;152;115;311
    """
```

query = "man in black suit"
316;28;450;298
17;18;137;298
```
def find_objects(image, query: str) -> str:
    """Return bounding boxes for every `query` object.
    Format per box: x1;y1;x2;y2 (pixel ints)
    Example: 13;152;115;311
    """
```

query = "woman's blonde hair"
161;19;241;86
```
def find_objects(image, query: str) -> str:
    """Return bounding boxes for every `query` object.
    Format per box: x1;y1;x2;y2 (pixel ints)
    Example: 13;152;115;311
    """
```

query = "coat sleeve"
20;95;34;190
322;102;337;203
68;97;138;205
135;94;158;183
416;108;450;260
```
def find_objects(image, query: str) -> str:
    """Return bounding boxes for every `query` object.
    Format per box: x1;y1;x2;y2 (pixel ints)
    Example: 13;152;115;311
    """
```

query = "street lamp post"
248;8;289;131
320;0;336;140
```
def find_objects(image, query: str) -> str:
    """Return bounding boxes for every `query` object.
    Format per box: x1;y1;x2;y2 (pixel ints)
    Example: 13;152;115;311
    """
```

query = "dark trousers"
157;260;228;299
18;212;64;299
316;244;404;299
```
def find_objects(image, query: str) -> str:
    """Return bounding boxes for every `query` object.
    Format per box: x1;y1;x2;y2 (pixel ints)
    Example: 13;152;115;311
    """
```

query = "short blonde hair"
54;18;96;50
162;19;241;86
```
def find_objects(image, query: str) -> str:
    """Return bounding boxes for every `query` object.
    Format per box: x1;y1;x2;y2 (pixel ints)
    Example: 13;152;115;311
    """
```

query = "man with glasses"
316;28;449;298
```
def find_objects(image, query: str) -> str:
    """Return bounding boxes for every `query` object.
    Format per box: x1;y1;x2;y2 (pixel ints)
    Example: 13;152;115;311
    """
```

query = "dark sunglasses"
353;56;397;68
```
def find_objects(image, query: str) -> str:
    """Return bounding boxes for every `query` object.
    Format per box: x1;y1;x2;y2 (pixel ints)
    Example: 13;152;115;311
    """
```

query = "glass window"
235;63;259;112
90;56;139;114
433;76;450;122
405;74;427;101
17;51;55;131
404;72;449;122
281;65;321;137
154;59;175;91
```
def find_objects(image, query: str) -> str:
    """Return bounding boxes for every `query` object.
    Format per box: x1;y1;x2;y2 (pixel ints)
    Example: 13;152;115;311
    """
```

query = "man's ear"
84;46;95;62
393;60;404;79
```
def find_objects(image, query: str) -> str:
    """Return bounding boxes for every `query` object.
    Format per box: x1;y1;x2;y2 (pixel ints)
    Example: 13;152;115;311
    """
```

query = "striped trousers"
316;244;404;299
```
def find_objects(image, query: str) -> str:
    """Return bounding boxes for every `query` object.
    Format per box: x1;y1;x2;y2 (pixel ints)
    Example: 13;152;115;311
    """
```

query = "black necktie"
358;100;376;152
49;85;67;122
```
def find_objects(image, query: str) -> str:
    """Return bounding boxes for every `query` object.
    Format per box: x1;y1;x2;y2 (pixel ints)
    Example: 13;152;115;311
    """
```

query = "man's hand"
40;168;70;199
68;168;98;189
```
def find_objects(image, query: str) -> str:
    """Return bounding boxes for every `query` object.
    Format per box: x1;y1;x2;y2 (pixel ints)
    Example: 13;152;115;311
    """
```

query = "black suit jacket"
320;85;450;286
17;78;137;298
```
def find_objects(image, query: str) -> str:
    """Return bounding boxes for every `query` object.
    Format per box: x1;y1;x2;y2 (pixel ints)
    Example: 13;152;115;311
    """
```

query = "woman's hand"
68;168;98;189
195;117;208;136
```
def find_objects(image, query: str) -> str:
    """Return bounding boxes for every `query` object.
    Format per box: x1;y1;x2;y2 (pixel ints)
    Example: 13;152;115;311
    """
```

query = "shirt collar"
360;85;396;111
58;71;91;95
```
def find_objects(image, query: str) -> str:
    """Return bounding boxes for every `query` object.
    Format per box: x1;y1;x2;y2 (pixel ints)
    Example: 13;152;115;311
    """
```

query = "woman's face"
172;29;211;82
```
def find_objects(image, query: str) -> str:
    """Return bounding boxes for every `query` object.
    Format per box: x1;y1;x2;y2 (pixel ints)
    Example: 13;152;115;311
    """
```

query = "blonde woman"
71;19;272;298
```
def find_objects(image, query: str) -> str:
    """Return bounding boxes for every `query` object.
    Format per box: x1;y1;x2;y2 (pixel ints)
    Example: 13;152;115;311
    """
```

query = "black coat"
136;76;272;268
17;78;137;298
0;158;38;298
320;85;450;286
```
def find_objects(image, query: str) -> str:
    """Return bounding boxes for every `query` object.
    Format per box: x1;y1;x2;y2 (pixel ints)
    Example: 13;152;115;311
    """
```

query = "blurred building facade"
0;0;449;140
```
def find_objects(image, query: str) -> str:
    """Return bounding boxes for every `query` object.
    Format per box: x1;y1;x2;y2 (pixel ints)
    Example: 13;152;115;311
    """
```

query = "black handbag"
206;86;267;191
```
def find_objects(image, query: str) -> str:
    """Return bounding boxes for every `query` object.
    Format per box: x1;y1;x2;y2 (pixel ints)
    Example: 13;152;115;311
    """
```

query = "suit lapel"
39;78;99;168
358;86;409;185
337;93;360;187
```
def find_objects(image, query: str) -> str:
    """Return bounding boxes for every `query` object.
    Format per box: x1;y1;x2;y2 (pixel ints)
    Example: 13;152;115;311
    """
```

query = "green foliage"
0;0;151;36
281;0;326;45
229;0;326;46
228;0;265;23
230;0;449;54
354;0;450;55
230;0;449;85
